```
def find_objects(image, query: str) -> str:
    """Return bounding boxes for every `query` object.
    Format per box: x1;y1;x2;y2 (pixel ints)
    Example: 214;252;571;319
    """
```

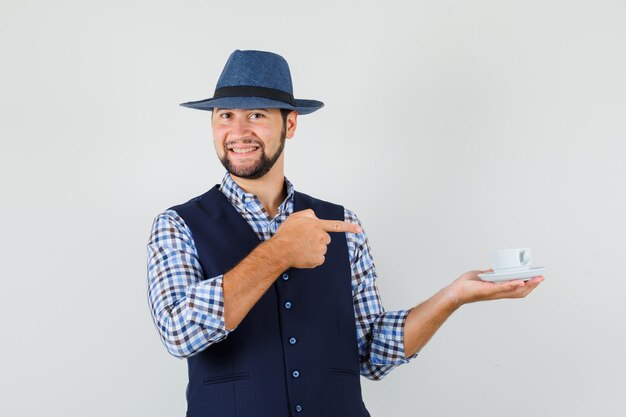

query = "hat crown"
216;50;294;94
180;49;323;115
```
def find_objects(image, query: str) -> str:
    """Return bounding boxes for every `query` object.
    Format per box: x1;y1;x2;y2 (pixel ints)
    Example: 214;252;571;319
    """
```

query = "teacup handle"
519;250;530;266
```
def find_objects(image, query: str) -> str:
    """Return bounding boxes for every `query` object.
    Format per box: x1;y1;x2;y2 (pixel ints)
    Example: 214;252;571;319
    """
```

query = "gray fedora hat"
180;49;324;115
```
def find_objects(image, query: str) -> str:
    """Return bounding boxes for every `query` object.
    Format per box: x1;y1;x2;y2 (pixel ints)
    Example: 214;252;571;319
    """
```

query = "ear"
285;111;298;139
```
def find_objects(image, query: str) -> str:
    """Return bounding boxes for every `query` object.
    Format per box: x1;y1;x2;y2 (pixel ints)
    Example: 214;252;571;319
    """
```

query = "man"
147;49;544;417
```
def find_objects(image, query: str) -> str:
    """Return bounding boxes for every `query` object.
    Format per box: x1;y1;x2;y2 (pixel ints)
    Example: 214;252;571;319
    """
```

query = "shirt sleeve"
146;209;233;358
344;208;419;380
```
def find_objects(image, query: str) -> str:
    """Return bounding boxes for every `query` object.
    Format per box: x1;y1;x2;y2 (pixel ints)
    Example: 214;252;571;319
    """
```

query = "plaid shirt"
147;172;417;380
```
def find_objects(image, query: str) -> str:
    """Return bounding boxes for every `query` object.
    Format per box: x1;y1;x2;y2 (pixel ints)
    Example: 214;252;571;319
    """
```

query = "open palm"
450;269;544;306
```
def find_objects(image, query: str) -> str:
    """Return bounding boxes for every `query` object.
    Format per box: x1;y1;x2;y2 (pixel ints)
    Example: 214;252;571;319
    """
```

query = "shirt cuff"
186;274;232;342
369;309;418;365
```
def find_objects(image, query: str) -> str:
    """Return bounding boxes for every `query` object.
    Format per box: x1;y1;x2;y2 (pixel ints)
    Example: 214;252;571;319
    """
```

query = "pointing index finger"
318;219;362;234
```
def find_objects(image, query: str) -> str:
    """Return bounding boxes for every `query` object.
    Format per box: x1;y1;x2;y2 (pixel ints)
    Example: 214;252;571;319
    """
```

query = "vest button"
289;337;297;345
284;301;292;309
292;370;300;378
295;405;303;413
282;273;289;281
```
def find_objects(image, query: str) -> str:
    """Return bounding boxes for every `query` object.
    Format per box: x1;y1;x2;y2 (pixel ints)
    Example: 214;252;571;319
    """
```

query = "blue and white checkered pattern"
147;172;417;380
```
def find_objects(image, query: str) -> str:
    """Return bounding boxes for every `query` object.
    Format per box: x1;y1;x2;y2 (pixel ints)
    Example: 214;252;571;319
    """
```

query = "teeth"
232;147;258;154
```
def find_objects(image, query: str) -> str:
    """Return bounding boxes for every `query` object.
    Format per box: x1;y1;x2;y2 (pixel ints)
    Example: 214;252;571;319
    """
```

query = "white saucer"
478;266;545;282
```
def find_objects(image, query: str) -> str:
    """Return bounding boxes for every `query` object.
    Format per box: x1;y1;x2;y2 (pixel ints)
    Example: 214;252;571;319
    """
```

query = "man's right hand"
270;208;362;269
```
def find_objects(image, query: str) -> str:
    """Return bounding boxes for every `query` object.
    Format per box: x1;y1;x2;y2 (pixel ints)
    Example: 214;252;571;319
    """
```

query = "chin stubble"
219;125;286;179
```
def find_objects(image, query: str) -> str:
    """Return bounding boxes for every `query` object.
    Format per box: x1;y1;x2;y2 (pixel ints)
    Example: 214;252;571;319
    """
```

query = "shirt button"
289;337;297;345
284;301;292;309
292;370;300;378
282;273;289;281
295;405;303;413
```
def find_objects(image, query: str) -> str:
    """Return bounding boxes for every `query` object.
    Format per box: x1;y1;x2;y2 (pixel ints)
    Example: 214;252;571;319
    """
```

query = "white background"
1;0;625;416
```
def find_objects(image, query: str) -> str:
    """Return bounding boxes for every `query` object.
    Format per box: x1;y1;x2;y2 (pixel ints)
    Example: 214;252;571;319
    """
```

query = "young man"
147;49;543;417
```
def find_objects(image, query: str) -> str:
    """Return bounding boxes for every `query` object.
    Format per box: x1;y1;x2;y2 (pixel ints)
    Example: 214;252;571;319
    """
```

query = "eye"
219;112;231;119
249;112;265;119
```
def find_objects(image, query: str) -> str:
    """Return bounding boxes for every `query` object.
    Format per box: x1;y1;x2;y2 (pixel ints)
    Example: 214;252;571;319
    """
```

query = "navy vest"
170;185;371;417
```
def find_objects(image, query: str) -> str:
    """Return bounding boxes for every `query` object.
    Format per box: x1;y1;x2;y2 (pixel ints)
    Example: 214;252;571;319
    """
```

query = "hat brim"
179;96;324;115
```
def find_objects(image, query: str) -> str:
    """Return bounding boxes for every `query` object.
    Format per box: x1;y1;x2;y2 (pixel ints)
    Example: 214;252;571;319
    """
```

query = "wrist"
441;283;464;311
265;236;292;271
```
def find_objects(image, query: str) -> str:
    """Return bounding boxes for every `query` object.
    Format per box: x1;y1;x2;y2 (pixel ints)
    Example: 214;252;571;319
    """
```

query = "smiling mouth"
228;145;260;156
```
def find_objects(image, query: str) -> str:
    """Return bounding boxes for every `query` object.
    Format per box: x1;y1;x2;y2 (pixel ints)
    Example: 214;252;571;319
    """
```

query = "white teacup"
490;248;532;271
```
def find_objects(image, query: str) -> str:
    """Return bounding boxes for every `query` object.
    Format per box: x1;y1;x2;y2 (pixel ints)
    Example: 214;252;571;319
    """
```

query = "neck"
230;160;287;218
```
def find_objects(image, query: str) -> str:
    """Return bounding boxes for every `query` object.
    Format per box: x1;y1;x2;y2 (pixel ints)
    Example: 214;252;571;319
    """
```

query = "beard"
218;124;286;180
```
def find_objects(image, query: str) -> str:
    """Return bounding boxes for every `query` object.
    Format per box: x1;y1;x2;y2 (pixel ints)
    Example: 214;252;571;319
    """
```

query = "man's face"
212;108;296;179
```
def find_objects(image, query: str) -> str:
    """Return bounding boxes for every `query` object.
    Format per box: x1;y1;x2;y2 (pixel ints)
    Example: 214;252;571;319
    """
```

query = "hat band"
213;86;296;106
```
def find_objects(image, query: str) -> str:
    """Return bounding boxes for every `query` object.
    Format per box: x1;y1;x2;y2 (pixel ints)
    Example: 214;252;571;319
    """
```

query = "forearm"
222;208;359;329
403;286;459;358
148;236;289;355
223;239;290;330
403;269;545;357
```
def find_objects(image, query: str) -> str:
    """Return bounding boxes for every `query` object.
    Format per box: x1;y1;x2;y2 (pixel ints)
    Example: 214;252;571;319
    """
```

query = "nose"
229;116;253;139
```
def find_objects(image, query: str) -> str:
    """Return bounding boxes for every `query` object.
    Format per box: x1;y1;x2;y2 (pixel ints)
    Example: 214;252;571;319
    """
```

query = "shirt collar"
219;172;295;214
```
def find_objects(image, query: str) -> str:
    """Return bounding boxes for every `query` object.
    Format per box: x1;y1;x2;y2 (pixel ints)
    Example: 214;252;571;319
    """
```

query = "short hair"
280;108;292;125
